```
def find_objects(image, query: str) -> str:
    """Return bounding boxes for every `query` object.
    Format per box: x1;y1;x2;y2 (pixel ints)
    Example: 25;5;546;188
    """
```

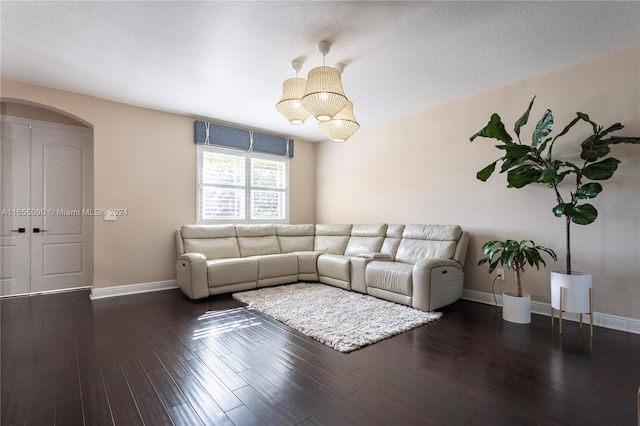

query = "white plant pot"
502;292;531;324
550;270;592;313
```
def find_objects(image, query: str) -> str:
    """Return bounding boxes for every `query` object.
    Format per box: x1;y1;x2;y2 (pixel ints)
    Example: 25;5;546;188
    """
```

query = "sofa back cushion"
344;223;387;256
181;225;240;260
276;224;315;253
395;224;462;264
381;224;405;259
235;224;281;257
314;224;352;254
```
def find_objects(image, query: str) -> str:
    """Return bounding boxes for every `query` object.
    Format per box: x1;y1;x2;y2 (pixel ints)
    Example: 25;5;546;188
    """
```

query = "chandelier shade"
275;77;311;125
318;101;359;142
301;66;348;121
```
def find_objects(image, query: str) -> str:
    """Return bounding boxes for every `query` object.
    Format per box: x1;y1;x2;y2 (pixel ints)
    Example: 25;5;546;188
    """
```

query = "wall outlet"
496;268;505;281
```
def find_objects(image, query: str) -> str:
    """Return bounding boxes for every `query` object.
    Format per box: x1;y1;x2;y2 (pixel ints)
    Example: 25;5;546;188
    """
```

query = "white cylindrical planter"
550;271;592;313
502;292;531;324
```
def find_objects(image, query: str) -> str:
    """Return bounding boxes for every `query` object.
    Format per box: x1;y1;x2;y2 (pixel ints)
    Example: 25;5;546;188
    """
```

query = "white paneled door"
1;116;93;296
1;120;31;295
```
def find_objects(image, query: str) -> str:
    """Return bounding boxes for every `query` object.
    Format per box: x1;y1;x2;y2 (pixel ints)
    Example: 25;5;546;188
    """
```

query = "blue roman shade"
194;120;294;158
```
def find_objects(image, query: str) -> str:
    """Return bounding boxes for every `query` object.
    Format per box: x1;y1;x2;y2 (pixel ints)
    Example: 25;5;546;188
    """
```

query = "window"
197;146;289;223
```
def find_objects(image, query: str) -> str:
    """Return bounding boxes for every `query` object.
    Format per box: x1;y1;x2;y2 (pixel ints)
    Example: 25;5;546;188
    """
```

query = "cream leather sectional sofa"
176;223;469;311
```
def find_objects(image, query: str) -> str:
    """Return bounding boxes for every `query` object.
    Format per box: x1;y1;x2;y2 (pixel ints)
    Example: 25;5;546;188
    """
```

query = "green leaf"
538;137;552;152
506;251;516;268
554;116;581;140
514;96;536;139
581;135;610;162
476;161;498;181
577;112;598;133
540;168;557;185
604;136;640;145
478;240;507;272
540;160;563;185
575;182;602;200
532;110;554;147
582;157;620;180
523;247;546;270
470;114;513;144
600;123;624;137
504;144;535;158
507;165;542;188
536;245;558;262
553;203;574;217
571;204;598;225
499;156;528;173
499;144;535;173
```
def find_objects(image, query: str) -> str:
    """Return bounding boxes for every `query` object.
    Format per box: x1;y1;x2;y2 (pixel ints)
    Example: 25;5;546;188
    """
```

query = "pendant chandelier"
276;41;359;142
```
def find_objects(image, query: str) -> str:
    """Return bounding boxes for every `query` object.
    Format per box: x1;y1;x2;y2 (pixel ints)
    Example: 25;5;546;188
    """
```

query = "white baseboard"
462;289;640;335
1;286;92;299
90;280;178;300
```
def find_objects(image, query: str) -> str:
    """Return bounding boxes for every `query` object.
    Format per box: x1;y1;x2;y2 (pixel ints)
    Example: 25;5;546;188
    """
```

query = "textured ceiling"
1;1;639;142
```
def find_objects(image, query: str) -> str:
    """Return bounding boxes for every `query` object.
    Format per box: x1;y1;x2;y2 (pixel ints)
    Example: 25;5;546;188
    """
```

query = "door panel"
0;120;31;296
44;242;84;275
30;125;93;293
43;143;84;234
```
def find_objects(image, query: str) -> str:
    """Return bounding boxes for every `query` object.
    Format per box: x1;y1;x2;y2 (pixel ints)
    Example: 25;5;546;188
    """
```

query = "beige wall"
289;137;316;224
316;46;640;320
1;80;316;288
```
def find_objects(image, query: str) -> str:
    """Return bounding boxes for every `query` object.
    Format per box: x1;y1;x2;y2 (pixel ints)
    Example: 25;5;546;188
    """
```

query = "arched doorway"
1;101;94;296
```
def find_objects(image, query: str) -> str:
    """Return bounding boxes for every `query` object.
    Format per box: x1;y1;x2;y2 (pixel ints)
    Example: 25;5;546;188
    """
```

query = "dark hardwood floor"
1;287;639;426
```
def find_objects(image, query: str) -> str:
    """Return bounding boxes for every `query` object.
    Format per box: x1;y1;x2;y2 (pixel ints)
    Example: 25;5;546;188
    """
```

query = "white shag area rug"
232;283;442;353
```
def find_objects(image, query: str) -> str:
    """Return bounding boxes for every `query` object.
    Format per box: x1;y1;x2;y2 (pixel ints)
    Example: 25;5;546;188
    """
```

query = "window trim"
197;145;290;224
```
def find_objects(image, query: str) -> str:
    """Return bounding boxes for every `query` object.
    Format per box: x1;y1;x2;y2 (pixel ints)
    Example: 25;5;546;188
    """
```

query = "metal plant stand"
551;286;593;338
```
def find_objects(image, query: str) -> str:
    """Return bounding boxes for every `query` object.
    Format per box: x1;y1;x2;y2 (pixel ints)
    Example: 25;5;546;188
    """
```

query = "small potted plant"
479;239;557;324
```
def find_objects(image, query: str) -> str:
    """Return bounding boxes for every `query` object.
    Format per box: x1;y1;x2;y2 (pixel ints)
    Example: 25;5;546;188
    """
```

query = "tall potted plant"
479;239;557;324
470;96;640;314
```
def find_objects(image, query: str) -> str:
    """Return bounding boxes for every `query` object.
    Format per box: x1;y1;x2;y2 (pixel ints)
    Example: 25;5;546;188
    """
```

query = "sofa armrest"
413;257;462;270
351;253;392;293
412;258;464;311
175;229;185;257
176;253;209;299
